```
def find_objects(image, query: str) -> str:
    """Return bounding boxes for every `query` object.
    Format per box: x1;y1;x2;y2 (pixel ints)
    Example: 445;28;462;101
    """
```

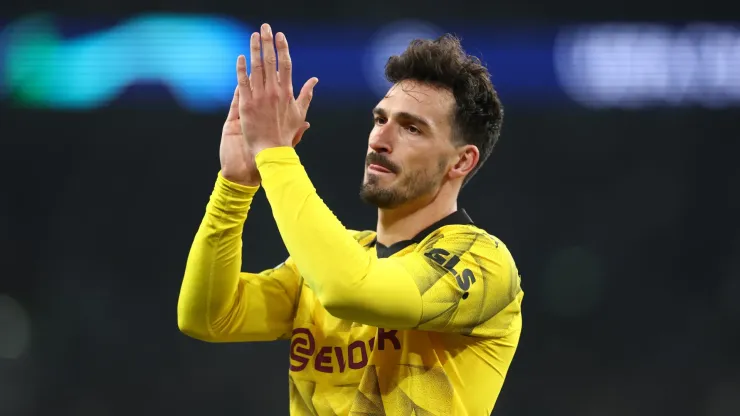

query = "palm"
219;87;259;185
223;117;242;139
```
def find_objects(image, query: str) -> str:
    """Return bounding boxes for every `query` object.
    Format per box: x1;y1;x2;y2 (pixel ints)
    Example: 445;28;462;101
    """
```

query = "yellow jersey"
178;147;523;415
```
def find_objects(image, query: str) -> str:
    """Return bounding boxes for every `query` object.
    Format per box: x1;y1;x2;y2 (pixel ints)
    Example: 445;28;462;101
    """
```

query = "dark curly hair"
384;34;503;186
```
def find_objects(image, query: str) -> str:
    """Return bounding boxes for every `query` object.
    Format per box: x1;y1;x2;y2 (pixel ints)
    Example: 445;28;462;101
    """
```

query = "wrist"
252;144;285;159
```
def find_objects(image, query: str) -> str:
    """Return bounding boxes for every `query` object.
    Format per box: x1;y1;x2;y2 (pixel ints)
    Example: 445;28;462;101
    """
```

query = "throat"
375;200;458;247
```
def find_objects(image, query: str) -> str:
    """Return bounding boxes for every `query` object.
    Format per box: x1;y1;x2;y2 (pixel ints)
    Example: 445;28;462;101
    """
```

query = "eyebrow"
372;107;433;130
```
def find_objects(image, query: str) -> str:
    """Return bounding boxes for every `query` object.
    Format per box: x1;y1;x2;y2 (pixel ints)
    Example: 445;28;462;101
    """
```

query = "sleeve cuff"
211;171;260;213
255;146;300;168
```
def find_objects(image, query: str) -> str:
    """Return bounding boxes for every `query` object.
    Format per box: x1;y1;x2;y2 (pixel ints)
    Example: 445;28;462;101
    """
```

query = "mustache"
365;153;400;173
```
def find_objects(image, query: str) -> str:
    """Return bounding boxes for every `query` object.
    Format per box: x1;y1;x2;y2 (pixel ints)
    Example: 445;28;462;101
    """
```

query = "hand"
236;23;318;157
220;23;316;187
219;86;261;186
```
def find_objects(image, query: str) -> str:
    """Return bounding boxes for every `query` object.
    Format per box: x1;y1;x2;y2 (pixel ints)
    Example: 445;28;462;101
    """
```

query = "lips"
365;153;397;174
368;164;392;173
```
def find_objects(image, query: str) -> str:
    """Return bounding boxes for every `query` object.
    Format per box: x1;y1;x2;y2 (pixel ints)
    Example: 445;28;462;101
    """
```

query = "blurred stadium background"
1;0;739;414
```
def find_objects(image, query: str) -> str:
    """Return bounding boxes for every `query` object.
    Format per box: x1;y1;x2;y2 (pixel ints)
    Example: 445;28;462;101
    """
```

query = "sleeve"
177;172;301;342
255;147;521;334
407;230;523;336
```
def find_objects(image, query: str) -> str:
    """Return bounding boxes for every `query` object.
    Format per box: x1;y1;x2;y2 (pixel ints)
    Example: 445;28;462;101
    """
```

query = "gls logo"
424;248;477;292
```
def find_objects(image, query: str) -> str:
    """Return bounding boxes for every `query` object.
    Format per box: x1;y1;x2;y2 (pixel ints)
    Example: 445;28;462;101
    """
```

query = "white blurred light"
554;23;740;108
0;295;32;359
363;20;442;98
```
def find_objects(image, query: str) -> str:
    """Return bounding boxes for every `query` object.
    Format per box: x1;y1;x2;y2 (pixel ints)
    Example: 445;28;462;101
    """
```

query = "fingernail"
276;32;285;42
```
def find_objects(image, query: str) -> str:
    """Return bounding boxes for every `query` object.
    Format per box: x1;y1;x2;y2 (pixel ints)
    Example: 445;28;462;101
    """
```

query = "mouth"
368;164;394;174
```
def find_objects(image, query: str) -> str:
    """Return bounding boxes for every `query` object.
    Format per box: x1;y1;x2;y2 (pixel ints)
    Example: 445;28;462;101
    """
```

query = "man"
178;23;523;415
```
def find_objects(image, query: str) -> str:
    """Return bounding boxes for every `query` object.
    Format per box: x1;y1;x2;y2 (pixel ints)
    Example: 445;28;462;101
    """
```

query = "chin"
359;183;405;209
364;172;390;186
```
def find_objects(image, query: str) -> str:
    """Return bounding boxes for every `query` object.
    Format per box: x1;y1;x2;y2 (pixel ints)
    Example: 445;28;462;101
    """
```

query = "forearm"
177;173;259;339
256;147;422;328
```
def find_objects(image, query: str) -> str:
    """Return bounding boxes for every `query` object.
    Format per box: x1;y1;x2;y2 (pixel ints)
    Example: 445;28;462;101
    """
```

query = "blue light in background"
1;14;252;111
0;14;738;111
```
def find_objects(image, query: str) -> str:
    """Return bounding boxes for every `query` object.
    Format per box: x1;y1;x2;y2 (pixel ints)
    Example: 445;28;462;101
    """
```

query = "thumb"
292;122;311;147
226;85;239;121
296;77;319;115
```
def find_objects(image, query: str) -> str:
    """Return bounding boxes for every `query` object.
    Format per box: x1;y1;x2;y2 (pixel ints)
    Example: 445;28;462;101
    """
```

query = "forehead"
377;80;454;127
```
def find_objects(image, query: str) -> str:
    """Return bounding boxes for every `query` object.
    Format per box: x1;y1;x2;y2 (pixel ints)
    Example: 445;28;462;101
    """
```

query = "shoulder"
417;224;522;296
417;223;515;265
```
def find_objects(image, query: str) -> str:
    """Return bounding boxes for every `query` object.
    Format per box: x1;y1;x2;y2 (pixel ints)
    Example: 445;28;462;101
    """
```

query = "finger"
249;70;262;86
296;77;319;115
236;55;252;104
226;85;239;121
249;32;264;94
276;32;292;91
260;23;278;88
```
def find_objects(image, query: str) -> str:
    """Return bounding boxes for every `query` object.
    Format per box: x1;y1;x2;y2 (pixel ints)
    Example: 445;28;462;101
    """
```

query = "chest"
288;284;405;384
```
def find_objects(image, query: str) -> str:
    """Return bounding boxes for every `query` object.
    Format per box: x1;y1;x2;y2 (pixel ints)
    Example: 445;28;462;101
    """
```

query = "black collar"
371;209;474;258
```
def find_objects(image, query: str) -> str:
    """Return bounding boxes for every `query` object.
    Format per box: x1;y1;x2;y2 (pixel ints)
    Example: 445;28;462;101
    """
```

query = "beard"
359;155;447;209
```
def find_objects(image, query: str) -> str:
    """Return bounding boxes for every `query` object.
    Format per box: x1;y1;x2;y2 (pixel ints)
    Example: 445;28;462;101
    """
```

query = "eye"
374;116;387;126
406;125;421;135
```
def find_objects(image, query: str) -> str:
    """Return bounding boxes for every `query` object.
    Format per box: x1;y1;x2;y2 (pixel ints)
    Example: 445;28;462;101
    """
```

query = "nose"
368;125;393;154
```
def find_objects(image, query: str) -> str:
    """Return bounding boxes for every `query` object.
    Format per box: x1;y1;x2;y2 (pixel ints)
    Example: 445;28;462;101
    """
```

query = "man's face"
360;80;457;209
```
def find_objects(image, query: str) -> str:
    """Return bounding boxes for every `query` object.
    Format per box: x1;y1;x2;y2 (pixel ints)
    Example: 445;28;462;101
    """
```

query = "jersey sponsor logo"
424;248;477;291
289;327;401;373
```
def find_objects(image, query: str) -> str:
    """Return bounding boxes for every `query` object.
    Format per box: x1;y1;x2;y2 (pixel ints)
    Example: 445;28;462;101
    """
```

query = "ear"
448;144;479;180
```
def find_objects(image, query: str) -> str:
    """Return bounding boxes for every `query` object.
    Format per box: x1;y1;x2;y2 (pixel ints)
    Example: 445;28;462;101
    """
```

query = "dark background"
1;1;739;415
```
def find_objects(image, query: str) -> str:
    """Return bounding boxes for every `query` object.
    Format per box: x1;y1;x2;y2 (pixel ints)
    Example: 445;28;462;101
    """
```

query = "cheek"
407;149;442;171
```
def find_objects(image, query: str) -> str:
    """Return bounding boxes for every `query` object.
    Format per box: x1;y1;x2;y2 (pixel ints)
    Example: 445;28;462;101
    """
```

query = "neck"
375;186;458;247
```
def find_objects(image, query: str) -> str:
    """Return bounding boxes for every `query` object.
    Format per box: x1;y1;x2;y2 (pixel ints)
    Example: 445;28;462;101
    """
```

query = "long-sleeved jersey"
178;147;523;415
